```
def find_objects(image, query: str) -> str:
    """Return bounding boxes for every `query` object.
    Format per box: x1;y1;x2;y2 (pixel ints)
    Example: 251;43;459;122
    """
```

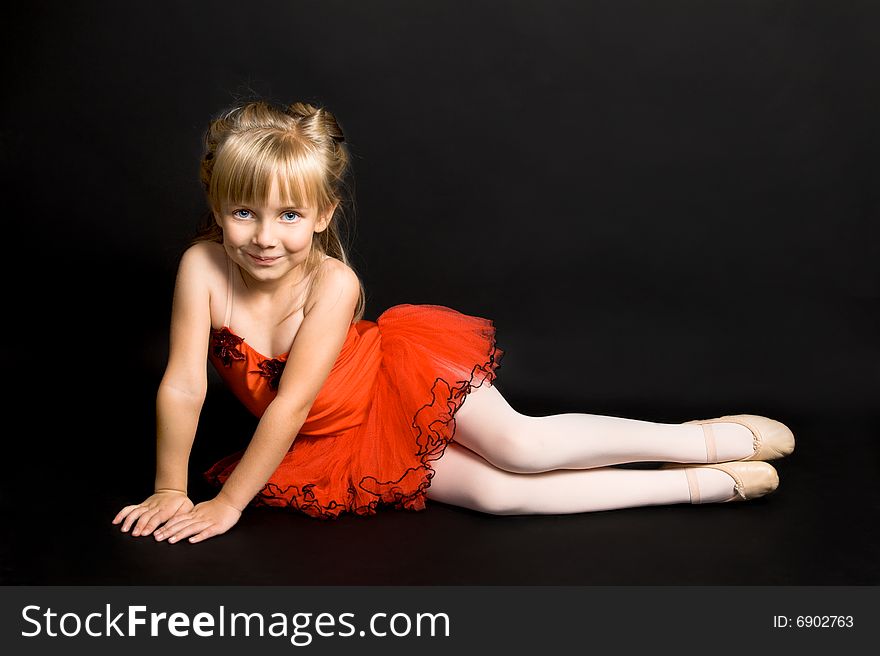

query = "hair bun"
285;102;347;144
285;101;318;118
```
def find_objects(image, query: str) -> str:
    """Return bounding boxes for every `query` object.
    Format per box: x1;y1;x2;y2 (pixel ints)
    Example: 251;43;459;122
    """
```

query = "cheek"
282;232;314;250
221;224;250;245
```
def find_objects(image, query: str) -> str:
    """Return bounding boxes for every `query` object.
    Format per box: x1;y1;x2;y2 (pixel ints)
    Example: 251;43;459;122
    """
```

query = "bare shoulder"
304;256;361;317
182;239;225;272
178;240;226;298
163;241;225;395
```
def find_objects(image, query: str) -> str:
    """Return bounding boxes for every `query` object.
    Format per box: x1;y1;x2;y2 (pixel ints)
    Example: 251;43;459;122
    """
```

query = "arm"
113;243;212;536
213;397;309;511
156;261;361;543
154;383;204;493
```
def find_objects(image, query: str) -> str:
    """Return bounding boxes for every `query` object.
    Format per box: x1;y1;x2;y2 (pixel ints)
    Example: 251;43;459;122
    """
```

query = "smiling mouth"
248;254;280;262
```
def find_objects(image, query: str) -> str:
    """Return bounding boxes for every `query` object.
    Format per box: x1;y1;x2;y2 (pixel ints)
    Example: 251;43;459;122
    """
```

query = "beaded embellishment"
210;327;245;366
211;327;286;390
249;358;286;391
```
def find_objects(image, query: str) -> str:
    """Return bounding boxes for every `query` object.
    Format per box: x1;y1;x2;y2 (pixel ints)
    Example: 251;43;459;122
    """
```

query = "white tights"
426;384;756;515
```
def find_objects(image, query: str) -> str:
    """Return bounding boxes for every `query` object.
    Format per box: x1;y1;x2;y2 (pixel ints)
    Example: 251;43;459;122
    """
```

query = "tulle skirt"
203;304;504;519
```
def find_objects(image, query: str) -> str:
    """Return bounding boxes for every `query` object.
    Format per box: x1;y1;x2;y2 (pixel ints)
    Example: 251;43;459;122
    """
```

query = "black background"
2;1;877;586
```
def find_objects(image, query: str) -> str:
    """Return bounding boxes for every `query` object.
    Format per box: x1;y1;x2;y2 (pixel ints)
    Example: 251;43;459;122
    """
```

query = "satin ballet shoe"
686;414;795;462
660;461;780;504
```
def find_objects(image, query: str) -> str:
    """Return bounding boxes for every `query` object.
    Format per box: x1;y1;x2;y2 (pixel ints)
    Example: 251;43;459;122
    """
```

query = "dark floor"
2;373;877;585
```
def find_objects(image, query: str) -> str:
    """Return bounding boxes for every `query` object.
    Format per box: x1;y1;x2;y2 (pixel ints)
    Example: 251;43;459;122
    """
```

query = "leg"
427;442;739;514
453;384;755;473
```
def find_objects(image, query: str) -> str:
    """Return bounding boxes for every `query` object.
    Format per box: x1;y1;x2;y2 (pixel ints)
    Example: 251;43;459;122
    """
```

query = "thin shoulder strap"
223;251;234;327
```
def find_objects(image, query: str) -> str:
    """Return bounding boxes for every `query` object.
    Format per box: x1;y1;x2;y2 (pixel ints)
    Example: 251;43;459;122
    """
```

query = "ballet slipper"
660;461;780;503
687;414;795;462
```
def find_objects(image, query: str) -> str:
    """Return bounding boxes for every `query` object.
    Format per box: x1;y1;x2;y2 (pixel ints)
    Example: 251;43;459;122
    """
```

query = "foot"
706;422;755;462
662;461;780;503
691;468;740;503
681;421;755;462
687;414;796;462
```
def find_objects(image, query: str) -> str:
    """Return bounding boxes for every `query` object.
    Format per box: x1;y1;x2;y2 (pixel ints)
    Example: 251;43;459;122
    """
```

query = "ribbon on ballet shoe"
684;468;702;504
701;424;717;463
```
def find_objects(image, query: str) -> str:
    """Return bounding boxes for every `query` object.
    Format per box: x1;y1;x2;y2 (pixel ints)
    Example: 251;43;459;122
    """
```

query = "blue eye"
282;211;301;223
232;209;251;219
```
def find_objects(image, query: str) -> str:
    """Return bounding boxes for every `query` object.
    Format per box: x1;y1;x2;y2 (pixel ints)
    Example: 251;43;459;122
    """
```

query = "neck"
237;262;311;302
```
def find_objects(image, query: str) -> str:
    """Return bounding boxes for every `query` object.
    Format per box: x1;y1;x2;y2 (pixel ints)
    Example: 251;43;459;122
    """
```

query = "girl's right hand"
112;491;195;538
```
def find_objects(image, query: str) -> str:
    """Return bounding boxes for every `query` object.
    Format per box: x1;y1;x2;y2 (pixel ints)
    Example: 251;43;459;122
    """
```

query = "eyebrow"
229;204;308;212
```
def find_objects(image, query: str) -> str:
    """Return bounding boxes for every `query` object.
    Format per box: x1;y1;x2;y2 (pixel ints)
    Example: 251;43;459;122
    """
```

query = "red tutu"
203;303;504;519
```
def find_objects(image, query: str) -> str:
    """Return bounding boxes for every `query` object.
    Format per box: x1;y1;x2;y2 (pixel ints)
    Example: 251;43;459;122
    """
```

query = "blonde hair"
190;100;365;323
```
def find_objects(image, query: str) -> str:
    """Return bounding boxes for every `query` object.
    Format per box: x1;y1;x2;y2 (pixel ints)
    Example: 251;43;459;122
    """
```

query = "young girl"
112;100;795;544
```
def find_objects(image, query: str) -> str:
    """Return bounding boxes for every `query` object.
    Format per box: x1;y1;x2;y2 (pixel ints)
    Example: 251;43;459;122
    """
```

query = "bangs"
209;130;327;210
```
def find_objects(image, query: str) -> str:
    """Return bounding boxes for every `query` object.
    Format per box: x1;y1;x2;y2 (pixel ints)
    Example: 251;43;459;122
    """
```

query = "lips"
247;253;281;264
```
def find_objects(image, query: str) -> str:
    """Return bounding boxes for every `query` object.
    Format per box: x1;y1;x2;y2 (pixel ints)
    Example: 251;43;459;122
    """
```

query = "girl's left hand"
154;496;242;544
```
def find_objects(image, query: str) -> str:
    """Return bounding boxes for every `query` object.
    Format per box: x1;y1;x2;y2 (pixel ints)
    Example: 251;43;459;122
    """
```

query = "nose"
252;220;277;249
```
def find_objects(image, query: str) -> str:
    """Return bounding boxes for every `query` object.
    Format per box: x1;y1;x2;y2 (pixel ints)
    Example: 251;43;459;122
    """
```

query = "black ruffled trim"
203;328;505;520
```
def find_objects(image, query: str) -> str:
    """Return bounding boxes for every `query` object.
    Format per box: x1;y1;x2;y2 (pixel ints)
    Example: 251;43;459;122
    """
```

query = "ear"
316;201;339;233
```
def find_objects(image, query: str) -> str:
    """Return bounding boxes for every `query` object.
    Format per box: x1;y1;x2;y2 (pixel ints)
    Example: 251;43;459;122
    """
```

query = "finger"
138;512;170;537
153;519;183;542
161;513;194;532
159;517;199;540
187;526;218;544
166;521;211;544
121;507;151;532
153;509;195;540
112;506;138;524
132;509;161;536
155;512;198;541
